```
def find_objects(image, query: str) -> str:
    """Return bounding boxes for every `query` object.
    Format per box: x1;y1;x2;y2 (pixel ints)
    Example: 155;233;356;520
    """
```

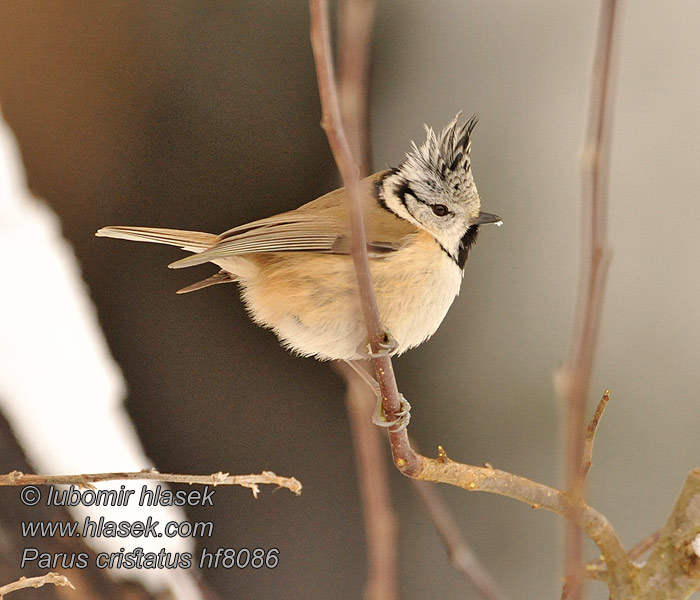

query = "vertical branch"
309;0;381;346
338;0;375;175
309;0;420;475
341;363;399;600
559;1;619;597
333;2;398;597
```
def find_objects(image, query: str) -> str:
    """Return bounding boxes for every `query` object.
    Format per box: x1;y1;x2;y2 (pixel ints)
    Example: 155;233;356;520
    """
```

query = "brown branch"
585;530;661;580
638;469;700;596
558;0;619;597
334;3;400;596
338;0;375;175
312;2;700;598
335;3;399;597
309;0;412;457
580;390;610;485
411;479;510;600
0;572;74;597
339;362;398;600
0;469;302;498
582;471;700;598
309;0;632;596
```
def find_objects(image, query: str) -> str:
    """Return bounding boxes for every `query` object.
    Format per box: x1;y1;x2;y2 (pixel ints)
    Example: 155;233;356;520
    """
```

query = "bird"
97;114;501;428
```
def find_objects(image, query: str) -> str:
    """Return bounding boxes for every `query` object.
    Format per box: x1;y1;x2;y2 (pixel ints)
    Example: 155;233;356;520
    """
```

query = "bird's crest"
398;113;479;202
403;112;476;177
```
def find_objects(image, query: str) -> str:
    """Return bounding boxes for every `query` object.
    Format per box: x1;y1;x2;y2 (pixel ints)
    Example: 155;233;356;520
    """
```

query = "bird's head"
381;113;501;267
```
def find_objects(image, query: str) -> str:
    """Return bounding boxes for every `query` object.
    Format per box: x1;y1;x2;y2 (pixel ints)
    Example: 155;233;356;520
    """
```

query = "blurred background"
0;1;698;598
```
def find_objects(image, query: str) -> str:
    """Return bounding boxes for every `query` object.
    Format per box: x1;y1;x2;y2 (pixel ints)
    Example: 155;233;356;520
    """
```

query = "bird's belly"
234;239;462;361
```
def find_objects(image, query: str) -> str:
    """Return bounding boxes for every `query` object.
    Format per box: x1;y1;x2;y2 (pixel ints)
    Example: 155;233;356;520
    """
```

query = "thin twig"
0;469;302;498
412;479;510;600
334;4;399;597
627;530;661;563
310;0;419;478
558;1;619;597
586;529;662;579
580;390;610;484
338;0;375;175
0;573;74;597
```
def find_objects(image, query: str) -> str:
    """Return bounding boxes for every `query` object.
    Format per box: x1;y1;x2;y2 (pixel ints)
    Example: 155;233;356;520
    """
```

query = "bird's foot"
357;329;398;359
372;393;411;432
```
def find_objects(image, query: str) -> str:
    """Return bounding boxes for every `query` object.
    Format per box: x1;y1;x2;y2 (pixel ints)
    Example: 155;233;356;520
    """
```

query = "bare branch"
412;479;510;600
310;0;420;477
580;390;610;485
0;469;302;498
340;362;399;600
585;529;661;579
558;1;620;596
334;2;401;596
0;572;74;597
638;469;700;596
338;0;375;175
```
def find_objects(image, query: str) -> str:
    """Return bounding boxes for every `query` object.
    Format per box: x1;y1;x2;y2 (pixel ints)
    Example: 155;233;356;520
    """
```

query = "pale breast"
231;232;463;361
372;232;463;355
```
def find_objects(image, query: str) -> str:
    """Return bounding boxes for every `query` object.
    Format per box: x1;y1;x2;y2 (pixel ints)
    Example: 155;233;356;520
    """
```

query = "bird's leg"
344;359;411;432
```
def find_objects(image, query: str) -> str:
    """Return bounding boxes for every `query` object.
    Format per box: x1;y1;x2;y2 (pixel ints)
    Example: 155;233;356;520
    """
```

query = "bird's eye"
431;204;449;217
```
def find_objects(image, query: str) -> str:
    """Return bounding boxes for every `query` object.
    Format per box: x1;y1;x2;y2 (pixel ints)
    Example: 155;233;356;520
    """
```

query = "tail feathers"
96;226;216;253
176;270;236;294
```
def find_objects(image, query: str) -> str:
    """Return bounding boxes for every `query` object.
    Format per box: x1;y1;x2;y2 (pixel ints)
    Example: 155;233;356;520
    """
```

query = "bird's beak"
473;211;502;226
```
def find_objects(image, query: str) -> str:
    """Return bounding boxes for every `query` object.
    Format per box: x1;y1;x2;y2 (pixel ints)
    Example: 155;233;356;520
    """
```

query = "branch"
0;573;74;597
334;3;399;597
310;0;419;478
580;390;610;485
340;362;398;600
0;469;302;498
638;469;700;596
557;0;619;596
338;0;375;175
411;479;510;600
584;472;700;597
585;530;661;580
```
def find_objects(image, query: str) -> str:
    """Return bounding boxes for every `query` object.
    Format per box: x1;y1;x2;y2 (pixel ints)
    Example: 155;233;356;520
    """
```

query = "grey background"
0;1;698;598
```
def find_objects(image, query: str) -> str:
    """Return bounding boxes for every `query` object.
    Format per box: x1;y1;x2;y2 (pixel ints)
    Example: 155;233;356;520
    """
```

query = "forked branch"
309;1;700;598
558;0;618;596
309;0;627;585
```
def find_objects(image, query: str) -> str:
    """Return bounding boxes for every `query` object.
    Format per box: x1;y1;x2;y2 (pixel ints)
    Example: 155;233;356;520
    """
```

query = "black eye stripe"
396;181;427;205
394;180;451;219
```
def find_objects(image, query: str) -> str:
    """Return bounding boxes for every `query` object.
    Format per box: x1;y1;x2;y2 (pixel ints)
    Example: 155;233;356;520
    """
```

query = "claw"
358;330;399;359
372;394;411;432
343;359;411;432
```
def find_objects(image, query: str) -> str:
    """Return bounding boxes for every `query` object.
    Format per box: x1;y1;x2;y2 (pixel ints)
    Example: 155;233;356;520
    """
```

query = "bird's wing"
169;171;417;269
